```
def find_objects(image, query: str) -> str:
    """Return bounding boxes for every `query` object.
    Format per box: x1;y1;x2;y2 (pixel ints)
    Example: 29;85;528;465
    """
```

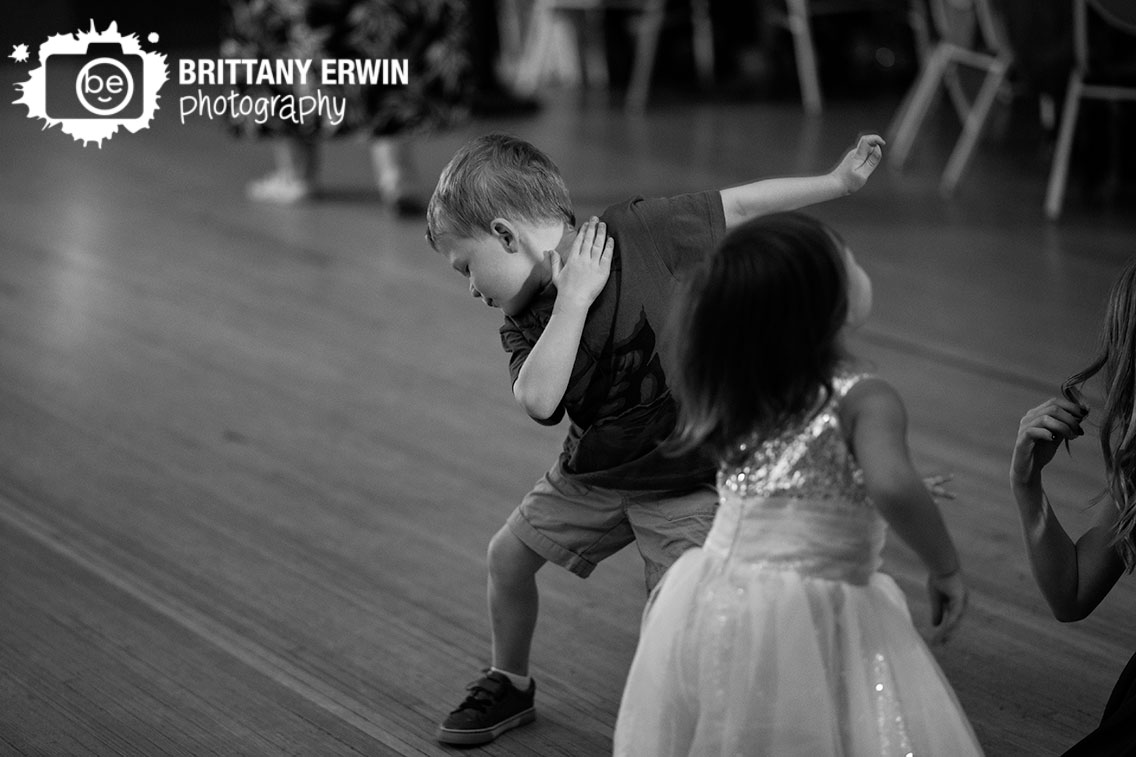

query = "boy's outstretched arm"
513;218;612;421
719;134;884;229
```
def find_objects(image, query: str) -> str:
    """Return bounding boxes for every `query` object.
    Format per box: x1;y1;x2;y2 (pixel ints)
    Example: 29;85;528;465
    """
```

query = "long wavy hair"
1062;259;1136;572
666;213;849;467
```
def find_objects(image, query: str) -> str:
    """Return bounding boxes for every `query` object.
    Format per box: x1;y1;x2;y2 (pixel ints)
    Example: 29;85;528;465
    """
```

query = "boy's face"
438;231;544;317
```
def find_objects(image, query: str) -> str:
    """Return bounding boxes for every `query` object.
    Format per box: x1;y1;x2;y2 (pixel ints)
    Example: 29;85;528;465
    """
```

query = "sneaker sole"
436;707;536;745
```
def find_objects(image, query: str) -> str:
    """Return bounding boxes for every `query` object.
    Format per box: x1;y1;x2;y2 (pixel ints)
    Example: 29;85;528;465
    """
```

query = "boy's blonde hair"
426;133;575;248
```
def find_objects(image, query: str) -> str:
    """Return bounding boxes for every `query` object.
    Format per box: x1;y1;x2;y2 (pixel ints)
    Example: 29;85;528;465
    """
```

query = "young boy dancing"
425;131;884;745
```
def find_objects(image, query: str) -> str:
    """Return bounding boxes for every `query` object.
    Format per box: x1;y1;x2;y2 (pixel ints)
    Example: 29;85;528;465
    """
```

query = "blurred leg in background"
225;0;472;214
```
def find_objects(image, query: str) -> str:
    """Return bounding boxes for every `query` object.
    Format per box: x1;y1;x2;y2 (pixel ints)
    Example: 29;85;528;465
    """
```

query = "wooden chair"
511;0;714;113
771;0;927;115
1044;0;1136;219
887;0;1013;195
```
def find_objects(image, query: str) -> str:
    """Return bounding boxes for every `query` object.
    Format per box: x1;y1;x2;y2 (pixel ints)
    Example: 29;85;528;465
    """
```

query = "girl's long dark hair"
666;213;849;467
1062;259;1136;572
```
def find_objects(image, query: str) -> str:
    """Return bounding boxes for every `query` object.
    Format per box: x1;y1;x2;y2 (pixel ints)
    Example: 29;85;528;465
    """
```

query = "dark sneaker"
436;669;536;745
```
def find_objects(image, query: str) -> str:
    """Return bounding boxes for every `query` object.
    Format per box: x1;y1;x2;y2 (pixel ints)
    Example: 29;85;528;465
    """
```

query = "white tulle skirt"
613;547;983;756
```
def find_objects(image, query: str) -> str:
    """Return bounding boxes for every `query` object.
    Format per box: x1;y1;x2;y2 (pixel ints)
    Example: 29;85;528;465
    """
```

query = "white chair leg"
888;44;951;169
691;0;715;89
786;0;822;115
546;14;582;87
575;9;609;90
625;0;665;113
940;57;1009;195
496;0;526;81
907;0;931;64
886;7;931;150
944;65;970;121
1045;73;1084;220
514;3;556;95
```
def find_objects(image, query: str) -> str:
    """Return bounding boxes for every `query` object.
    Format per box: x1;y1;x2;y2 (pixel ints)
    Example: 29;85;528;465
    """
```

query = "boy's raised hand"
833;134;885;194
550;217;613;310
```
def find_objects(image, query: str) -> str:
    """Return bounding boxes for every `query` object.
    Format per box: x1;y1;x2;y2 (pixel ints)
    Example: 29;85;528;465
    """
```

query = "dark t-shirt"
499;190;726;490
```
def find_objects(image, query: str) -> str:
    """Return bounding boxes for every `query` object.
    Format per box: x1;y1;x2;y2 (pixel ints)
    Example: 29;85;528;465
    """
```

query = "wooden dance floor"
1;61;1134;755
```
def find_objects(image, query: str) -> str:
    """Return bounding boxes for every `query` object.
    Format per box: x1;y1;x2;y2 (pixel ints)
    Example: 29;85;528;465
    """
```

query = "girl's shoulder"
834;374;907;436
832;372;893;403
832;371;873;398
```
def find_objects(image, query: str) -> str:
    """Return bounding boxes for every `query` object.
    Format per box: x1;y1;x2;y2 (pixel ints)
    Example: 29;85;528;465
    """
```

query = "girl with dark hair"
613;212;981;756
1010;259;1136;756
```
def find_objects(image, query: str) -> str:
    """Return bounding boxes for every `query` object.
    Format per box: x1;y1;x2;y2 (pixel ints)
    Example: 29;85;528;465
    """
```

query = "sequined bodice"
704;374;886;584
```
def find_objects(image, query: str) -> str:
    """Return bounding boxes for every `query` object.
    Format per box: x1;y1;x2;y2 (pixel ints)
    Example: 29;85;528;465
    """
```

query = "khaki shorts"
506;464;718;591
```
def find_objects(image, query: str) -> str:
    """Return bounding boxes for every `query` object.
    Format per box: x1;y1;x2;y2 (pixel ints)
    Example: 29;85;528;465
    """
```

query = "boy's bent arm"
513;302;589;420
719;134;884;229
514;218;613;421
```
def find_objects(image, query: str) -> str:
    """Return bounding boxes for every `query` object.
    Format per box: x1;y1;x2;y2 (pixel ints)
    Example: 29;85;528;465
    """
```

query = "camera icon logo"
14;22;168;146
45;42;144;119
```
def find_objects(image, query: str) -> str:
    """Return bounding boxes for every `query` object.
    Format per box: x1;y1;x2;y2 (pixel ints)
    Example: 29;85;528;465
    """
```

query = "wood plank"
0;57;1134;755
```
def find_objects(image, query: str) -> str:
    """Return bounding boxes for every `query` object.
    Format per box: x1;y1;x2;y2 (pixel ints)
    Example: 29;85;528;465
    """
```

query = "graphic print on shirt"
596;307;667;420
568;306;679;473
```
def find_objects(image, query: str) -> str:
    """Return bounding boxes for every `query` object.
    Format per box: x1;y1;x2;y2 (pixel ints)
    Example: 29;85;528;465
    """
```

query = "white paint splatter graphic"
13;21;169;147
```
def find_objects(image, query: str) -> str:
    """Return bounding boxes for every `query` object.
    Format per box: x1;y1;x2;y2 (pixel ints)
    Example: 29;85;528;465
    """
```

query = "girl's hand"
927;570;967;645
1010;397;1087;488
550;217;613;311
833;134;885;194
